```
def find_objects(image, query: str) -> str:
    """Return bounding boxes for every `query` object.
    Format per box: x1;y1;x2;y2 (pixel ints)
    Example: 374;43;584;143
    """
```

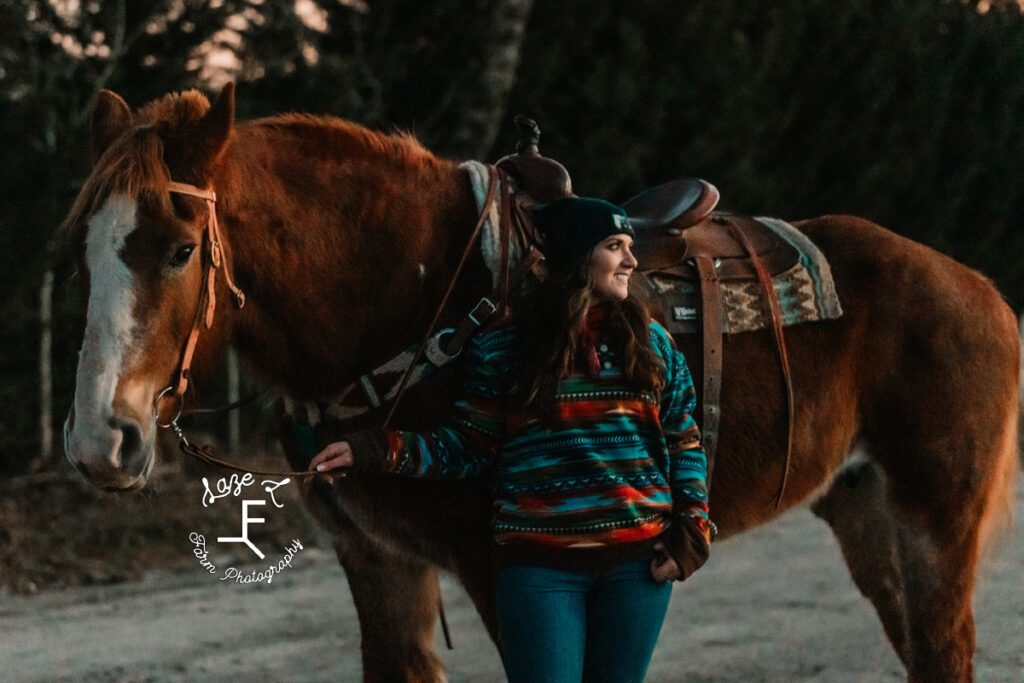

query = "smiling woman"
311;196;711;682
588;233;638;302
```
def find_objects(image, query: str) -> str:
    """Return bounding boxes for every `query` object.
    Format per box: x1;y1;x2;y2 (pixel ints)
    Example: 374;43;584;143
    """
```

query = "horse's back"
684;214;1018;539
799;214;1016;337
797;214;1019;409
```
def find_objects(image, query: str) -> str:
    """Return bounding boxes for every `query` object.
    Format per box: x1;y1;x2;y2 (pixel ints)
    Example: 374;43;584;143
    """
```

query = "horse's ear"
194;82;235;169
91;90;131;166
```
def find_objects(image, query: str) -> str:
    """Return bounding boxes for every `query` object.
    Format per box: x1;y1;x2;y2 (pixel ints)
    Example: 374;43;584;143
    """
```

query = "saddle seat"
623;178;720;233
626;180;800;280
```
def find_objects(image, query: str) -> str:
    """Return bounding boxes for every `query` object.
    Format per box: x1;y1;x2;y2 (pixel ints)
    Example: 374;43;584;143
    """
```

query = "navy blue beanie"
534;196;634;273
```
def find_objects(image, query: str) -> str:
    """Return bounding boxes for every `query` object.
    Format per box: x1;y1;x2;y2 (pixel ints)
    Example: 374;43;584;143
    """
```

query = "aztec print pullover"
382;320;709;561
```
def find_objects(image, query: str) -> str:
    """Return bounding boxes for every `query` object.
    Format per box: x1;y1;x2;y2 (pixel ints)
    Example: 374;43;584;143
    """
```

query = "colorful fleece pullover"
382;319;709;560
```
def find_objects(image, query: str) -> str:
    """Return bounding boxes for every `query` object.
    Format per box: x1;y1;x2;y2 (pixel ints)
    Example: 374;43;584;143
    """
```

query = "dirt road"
3;489;1022;682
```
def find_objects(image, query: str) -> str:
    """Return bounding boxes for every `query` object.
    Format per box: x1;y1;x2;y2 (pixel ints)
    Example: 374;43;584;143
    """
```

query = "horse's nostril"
122;422;143;460
107;416;144;470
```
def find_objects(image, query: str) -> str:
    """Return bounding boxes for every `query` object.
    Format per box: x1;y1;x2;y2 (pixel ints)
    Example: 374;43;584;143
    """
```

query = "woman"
310;197;713;683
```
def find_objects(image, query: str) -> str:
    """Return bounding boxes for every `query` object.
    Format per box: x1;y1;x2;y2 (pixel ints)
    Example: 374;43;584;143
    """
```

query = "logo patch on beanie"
612;214;632;231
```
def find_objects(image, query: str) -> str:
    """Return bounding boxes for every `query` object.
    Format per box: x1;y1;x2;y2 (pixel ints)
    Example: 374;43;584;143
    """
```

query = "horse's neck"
219;128;486;399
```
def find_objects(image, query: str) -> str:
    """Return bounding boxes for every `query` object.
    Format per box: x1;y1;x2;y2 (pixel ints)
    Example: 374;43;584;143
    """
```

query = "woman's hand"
658;516;711;582
309;440;354;481
650;541;683;583
307;428;389;482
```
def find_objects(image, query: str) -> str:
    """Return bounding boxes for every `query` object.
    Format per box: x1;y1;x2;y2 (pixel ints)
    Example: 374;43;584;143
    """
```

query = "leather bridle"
154;181;246;433
152;167;539;478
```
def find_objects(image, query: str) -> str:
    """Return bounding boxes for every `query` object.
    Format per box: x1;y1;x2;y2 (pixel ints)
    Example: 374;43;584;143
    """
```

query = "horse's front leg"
278;414;446;682
334;532;445;683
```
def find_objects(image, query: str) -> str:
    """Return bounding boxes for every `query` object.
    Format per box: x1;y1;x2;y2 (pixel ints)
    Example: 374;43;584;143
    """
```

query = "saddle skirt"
637;214;843;336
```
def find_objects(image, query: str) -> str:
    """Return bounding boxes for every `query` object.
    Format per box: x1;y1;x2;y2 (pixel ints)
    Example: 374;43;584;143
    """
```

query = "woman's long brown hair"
510;253;666;411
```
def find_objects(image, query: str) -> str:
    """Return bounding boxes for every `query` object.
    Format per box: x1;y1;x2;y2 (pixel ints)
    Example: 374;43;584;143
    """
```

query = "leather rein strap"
380;165;541;430
381;165;501;430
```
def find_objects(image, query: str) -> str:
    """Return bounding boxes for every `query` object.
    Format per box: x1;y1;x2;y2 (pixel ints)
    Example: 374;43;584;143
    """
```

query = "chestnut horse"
63;85;1018;682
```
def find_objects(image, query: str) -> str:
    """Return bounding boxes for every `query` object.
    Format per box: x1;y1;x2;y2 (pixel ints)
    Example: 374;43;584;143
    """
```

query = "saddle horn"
496;115;573;204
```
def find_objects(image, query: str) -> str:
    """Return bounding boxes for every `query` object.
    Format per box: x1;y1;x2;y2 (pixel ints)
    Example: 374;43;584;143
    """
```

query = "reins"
380;166;542;430
182;389;263;416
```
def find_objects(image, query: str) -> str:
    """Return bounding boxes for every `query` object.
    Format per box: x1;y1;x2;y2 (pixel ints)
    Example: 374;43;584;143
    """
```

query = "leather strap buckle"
468;297;497;326
210;238;223;267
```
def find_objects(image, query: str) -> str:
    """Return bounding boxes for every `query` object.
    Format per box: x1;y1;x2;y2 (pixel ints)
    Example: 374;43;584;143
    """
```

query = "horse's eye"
170;244;196;268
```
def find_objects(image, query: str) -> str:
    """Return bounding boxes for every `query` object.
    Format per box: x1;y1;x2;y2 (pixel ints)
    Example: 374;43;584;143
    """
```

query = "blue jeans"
496;560;672;683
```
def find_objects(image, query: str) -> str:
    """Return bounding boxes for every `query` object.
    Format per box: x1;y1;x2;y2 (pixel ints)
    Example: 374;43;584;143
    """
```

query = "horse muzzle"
64;404;155;491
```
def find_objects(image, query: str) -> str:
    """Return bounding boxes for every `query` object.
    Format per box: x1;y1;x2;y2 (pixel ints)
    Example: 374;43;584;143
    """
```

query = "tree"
506;0;1024;304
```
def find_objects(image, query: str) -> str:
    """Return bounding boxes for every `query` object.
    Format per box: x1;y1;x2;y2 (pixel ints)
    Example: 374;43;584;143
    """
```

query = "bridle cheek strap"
166;181;246;399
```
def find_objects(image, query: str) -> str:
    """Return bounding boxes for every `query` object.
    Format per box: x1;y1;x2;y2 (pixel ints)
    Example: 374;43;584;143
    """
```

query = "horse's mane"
257;112;440;171
62;90;442;237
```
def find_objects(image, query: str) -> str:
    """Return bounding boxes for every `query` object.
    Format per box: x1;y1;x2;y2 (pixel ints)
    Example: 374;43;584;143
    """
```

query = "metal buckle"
468;297;497;326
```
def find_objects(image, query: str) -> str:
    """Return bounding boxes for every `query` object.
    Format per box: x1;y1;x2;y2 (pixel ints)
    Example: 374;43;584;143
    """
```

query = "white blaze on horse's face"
65;193;154;490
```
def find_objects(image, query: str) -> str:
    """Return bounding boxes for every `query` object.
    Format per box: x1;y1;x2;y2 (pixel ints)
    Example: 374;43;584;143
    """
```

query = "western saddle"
497;117;795;504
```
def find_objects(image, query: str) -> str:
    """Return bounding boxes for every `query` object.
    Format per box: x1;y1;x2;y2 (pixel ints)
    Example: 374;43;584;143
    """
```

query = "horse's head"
63;85;236;490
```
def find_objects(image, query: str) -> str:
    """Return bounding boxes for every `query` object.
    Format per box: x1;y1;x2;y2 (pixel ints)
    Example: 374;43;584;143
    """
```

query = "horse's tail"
977;306;1021;561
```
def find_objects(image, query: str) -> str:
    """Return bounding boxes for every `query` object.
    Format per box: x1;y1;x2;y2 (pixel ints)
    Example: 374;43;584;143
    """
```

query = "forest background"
1;0;1023;588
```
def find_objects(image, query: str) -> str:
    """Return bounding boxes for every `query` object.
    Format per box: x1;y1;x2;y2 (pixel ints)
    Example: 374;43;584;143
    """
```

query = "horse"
62;84;1019;682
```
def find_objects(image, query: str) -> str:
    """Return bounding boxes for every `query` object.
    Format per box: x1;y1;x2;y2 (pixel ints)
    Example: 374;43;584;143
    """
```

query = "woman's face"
587;233;638;302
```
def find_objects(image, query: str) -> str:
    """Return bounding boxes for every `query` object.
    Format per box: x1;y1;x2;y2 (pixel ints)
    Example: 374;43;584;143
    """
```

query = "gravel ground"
3;487;1022;682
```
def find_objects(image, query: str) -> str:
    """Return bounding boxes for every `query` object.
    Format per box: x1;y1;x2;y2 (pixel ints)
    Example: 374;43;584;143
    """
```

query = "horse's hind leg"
884;484;981;683
855;340;1018;680
814;384;1018;683
811;453;910;665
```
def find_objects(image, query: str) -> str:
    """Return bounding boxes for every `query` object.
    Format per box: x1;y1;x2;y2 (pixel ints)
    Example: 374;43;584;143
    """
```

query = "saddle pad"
462;160;531;288
645;217;843;335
